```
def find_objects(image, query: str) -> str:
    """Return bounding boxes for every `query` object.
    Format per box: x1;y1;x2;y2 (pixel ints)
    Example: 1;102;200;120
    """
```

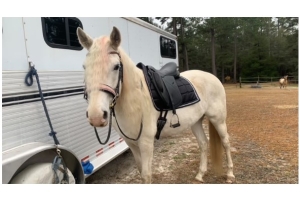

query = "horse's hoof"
195;174;205;183
226;175;235;183
226;179;233;183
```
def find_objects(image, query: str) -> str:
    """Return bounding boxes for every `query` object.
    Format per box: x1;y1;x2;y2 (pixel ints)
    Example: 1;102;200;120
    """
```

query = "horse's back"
180;70;226;99
279;78;284;84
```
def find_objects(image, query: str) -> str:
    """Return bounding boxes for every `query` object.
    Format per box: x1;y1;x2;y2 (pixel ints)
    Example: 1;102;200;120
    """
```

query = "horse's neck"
119;49;143;92
116;49;145;115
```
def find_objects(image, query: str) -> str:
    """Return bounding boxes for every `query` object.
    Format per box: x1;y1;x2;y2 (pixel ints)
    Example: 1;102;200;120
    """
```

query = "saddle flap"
153;72;164;92
162;76;182;108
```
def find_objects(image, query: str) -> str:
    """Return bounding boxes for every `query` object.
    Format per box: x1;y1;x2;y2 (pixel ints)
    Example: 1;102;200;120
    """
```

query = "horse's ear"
110;26;121;49
77;27;93;50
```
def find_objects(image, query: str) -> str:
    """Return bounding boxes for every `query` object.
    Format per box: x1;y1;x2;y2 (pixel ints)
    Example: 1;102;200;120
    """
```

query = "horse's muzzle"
86;109;108;127
89;117;108;127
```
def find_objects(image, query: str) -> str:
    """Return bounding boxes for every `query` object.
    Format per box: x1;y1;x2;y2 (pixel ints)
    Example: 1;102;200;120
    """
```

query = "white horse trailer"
2;17;178;184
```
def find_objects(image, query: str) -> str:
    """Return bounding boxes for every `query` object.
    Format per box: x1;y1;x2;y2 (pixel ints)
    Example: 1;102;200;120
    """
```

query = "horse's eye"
114;64;120;70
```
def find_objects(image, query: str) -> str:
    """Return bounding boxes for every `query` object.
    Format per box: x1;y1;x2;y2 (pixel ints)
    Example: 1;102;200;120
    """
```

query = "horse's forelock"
84;36;114;90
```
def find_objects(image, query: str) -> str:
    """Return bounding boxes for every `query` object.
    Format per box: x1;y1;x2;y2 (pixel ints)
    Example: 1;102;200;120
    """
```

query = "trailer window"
160;36;176;59
41;17;83;50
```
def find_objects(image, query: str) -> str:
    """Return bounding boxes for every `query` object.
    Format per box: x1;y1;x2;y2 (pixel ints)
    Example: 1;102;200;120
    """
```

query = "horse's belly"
160;123;193;135
159;102;204;135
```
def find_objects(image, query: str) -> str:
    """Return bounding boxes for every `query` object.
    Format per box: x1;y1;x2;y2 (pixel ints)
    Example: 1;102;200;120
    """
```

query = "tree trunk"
221;64;224;83
277;17;280;37
184;46;189;70
173;18;177;36
211;28;217;76
234;35;237;83
181;18;189;71
268;18;271;57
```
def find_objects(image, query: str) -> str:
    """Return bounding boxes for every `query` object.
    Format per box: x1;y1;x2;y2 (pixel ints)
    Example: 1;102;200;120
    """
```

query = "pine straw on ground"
86;85;298;184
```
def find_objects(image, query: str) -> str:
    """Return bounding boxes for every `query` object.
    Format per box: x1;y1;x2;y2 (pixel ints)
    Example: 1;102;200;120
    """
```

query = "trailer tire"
10;163;76;184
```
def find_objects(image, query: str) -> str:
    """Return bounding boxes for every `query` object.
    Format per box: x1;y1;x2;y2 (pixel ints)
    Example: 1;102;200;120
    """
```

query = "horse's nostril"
103;111;108;119
86;111;88;118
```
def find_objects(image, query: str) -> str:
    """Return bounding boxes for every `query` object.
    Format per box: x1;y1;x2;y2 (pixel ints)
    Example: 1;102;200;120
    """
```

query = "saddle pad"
138;65;200;111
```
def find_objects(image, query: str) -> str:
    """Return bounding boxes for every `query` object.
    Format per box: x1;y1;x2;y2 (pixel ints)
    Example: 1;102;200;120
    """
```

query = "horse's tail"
209;121;223;175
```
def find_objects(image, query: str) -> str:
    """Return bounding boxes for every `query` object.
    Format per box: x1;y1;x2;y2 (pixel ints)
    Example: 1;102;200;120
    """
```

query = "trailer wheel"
10;163;76;184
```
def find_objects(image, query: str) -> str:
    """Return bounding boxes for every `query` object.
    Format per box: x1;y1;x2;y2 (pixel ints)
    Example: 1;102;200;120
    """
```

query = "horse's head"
77;26;123;127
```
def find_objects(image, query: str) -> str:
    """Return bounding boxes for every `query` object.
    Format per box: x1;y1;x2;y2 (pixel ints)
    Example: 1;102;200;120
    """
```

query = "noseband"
84;51;143;145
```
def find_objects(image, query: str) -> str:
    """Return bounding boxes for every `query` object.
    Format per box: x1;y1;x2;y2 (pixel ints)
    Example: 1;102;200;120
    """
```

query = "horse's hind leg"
209;118;235;183
191;116;208;182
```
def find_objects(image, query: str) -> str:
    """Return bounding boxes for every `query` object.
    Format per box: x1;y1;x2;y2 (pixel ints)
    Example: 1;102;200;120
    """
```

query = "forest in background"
138;17;298;83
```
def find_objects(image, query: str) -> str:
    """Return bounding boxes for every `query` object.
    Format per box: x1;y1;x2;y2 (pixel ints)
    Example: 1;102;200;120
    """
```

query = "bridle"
84;52;123;103
84;51;143;145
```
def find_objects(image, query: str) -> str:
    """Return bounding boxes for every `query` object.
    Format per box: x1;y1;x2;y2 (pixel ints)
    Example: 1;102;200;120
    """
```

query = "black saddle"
137;62;182;113
137;62;200;140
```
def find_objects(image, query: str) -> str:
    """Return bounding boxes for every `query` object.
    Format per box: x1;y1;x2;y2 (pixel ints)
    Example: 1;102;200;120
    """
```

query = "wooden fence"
238;76;298;88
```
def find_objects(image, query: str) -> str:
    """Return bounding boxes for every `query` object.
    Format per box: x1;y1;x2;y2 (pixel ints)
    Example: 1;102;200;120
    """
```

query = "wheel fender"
2;142;85;184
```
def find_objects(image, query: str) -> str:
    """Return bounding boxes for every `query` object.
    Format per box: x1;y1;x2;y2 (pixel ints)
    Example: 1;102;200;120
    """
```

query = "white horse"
76;27;235;183
279;75;288;89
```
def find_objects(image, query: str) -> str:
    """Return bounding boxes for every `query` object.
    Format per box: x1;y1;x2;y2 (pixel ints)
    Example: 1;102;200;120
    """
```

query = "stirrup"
170;113;180;128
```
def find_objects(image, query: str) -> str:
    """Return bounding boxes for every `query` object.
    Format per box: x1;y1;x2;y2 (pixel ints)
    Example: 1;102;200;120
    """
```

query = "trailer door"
2;18;29;71
21;17;86;71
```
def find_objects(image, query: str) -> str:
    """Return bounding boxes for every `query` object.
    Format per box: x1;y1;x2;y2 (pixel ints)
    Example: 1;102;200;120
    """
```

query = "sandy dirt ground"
86;84;298;184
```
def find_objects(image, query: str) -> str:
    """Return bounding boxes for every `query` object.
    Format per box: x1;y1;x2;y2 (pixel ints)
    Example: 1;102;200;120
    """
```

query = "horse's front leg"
139;137;155;184
126;141;142;173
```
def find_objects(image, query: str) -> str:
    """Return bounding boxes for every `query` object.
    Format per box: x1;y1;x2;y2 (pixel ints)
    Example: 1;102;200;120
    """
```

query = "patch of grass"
189;148;199;154
173;153;188;160
160;149;168;153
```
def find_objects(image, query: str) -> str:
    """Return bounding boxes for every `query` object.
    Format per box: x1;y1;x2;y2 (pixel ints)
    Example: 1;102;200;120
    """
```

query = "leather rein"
84;51;143;145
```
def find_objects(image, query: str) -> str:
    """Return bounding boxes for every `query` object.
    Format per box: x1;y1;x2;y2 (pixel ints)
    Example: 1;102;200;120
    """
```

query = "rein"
85;51;143;145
